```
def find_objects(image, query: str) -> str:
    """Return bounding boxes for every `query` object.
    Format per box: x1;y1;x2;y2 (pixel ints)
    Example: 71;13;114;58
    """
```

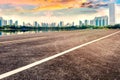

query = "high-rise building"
41;23;48;27
94;17;99;26
109;2;115;25
72;22;75;26
90;20;94;26
50;22;56;27
15;21;18;26
103;16;108;26
79;20;82;26
41;23;44;27
84;20;89;25
94;17;101;26
0;17;3;27
94;16;108;26
59;21;64;27
23;22;25;26
33;21;38;27
38;24;40;27
3;20;7;26
8;19;13;26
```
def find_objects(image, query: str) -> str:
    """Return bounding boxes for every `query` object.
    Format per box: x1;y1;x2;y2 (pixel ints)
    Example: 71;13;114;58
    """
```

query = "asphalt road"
0;29;120;80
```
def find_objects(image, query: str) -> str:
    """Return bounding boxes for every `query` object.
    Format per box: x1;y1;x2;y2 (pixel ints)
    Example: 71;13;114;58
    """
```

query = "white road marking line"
0;31;120;79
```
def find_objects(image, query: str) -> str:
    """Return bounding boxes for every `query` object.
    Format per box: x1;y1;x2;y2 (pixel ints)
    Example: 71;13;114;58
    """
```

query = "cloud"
0;4;36;15
0;4;36;10
52;8;97;16
0;1;108;17
0;0;115;13
81;0;109;8
30;0;87;11
0;4;15;9
15;0;111;12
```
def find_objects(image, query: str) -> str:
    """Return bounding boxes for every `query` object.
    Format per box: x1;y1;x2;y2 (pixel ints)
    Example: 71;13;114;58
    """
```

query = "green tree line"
0;24;120;32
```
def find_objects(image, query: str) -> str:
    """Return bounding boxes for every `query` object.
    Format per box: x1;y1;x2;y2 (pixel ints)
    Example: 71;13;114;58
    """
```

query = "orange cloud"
0;0;45;5
31;0;87;11
0;0;87;12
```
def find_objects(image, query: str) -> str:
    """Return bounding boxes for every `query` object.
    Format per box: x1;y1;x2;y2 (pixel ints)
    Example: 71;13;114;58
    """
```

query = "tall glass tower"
0;17;3;27
109;3;115;25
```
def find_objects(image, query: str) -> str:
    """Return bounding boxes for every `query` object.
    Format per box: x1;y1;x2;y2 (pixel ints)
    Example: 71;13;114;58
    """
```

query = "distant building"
59;21;64;27
8;19;13;26
23;22;25;26
41;23;44;27
33;21;38;27
90;20;94;26
38;24;40;27
3;20;7;26
46;23;49;27
72;22;75;26
79;20;82;26
94;16;108;26
84;20;89;25
41;23;48;27
50;22;56;27
102;16;108;26
109;2;115;25
15;21;18;26
94;17;99;26
0;17;3;27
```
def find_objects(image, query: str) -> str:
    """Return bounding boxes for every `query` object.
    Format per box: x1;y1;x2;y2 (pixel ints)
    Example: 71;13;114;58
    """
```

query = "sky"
0;0;120;25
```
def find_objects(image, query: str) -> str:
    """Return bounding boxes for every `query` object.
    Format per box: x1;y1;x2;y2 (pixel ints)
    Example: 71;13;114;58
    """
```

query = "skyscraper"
84;20;89;25
90;20;94;26
41;23;48;27
0;17;3;27
94;17;99;26
94;16;108;26
103;16;108;26
3;20;7;26
109;2;115;25
59;21;64;27
23;22;26;26
15;21;18;26
8;19;13;26
72;22;75;26
79;20;82;26
50;22;56;27
33;21;38;27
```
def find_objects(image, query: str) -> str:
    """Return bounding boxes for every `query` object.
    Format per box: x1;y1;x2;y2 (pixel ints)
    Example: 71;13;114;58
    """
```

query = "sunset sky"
0;0;120;25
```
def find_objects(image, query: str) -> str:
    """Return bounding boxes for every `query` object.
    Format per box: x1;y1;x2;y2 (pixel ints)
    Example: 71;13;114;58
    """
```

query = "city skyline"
0;15;109;27
0;0;119;25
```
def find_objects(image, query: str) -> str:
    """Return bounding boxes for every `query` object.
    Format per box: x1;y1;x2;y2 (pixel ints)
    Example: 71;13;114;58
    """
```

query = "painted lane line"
0;31;120;79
